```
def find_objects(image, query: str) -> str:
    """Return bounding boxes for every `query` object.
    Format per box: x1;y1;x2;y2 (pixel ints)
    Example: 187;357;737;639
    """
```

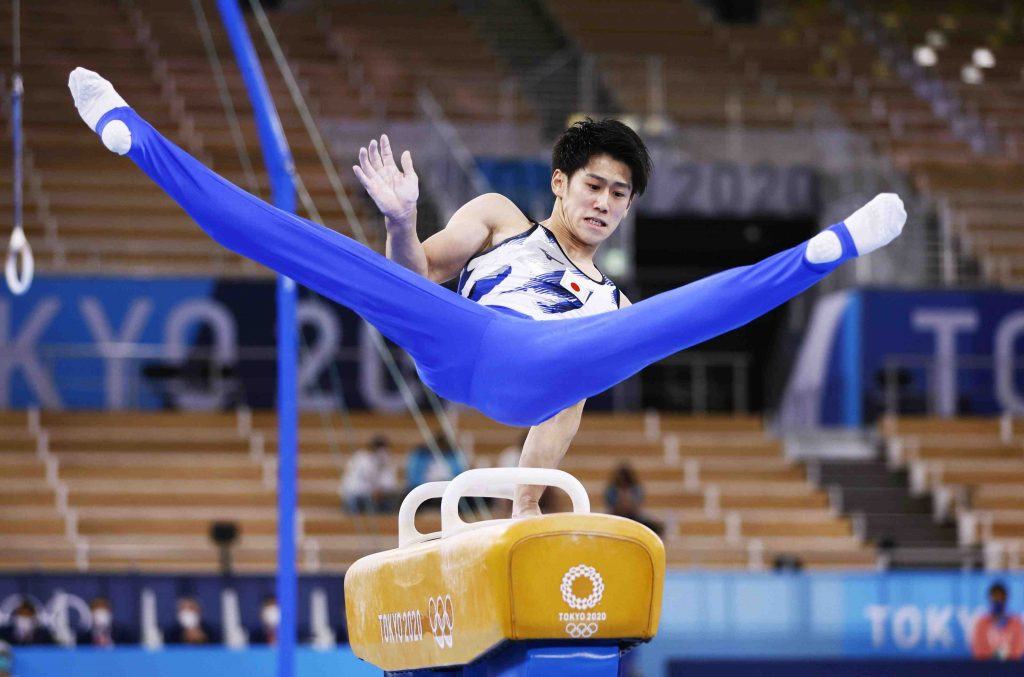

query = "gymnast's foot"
805;193;907;264
68;67;132;155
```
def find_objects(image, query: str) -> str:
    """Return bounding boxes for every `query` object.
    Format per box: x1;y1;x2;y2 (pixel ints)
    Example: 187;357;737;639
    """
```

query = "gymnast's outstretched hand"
352;135;419;226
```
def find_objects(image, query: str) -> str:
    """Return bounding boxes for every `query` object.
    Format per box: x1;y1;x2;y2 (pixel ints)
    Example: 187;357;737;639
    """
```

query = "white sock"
843;193;907;257
100;121;132;155
806;193;908;264
805;231;842;264
68;67;132;155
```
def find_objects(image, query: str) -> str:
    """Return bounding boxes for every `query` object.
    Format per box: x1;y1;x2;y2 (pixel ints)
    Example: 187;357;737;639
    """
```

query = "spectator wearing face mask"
0;601;55;646
972;581;1024;660
165;597;219;646
77;597;135;648
250;596;280;646
0;641;12;677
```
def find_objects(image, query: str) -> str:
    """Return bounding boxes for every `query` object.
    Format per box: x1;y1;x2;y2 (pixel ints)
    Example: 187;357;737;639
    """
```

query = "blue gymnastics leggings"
97;107;855;427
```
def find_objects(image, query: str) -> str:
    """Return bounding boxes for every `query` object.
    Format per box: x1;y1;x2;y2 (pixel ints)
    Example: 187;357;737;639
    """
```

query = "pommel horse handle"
442;468;591;537
398;482;453;547
397;468;591;548
398;480;515;547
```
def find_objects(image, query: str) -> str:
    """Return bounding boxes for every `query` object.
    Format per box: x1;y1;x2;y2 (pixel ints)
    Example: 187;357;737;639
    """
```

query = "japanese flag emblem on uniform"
559;270;593;304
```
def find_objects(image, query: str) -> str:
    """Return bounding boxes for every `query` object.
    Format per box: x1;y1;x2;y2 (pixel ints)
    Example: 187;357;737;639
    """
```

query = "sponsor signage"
644;571;1022;665
0;276;422;411
781;289;1024;426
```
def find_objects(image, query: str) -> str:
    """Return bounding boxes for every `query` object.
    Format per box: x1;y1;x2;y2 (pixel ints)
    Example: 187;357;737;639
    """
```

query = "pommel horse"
345;468;665;675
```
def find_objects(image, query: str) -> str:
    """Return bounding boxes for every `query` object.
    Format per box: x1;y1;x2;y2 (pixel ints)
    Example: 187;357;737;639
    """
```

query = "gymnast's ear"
551;169;568;200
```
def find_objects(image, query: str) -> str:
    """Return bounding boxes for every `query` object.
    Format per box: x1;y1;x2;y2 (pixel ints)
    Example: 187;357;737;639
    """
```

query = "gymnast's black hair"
551;118;652;197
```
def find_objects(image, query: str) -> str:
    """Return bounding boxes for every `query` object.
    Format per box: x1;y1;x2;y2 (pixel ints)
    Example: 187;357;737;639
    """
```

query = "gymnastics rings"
6;224;33;296
7;65;33;295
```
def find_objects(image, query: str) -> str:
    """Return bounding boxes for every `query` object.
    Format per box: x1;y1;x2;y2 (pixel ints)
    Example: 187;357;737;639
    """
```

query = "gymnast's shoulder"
423;193;531;283
452;193;532;235
446;191;536;243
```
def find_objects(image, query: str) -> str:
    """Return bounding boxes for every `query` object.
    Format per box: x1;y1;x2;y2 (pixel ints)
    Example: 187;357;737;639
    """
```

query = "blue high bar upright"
215;3;298;677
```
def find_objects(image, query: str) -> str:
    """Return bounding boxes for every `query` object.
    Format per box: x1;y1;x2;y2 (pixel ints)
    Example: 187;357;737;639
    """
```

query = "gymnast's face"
552;154;632;248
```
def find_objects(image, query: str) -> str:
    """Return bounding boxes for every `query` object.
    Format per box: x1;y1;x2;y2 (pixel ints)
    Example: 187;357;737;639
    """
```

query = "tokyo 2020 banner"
642;571;1023;672
0;276;424;411
781;289;1024;426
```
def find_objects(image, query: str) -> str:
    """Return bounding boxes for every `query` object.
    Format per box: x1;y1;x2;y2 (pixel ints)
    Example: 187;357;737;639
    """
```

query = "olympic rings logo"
427;594;454;648
565;622;599;638
560;564;604;610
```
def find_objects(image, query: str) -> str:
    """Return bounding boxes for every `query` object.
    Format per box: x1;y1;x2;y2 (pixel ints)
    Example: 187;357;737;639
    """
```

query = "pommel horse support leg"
345;468;666;676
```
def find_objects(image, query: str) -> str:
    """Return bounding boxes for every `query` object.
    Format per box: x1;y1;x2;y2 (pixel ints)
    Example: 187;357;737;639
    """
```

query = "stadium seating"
0;409;878;573
0;411;78;570
0;0;242;275
3;0;1020;283
854;0;1024;285
0;0;531;277
318;0;533;123
544;0;1023;285
882;415;1024;569
130;0;382;247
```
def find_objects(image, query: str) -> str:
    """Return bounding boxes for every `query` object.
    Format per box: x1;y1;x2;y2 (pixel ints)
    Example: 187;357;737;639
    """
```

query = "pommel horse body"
345;468;665;675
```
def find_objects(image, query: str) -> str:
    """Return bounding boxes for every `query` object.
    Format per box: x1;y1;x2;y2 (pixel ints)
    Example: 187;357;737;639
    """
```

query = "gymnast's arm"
514;398;586;517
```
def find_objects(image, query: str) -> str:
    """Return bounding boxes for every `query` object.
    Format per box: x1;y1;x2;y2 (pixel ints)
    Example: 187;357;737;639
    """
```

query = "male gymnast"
353;121;644;516
69;67;907;517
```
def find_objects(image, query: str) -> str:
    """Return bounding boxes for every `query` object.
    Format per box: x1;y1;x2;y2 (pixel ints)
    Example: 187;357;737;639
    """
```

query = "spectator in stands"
604;463;663;536
0;641;11;677
166;597;218;646
250;596;280;646
0;600;55;646
340;435;400;514
77;596;135;648
972;581;1024;661
405;430;465;491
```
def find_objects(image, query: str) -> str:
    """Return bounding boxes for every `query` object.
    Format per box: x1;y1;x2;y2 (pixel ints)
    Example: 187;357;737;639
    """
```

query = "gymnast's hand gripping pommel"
69;67;908;428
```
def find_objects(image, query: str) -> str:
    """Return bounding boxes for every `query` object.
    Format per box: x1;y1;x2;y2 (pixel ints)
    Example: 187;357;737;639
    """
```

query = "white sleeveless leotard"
456;222;620;320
